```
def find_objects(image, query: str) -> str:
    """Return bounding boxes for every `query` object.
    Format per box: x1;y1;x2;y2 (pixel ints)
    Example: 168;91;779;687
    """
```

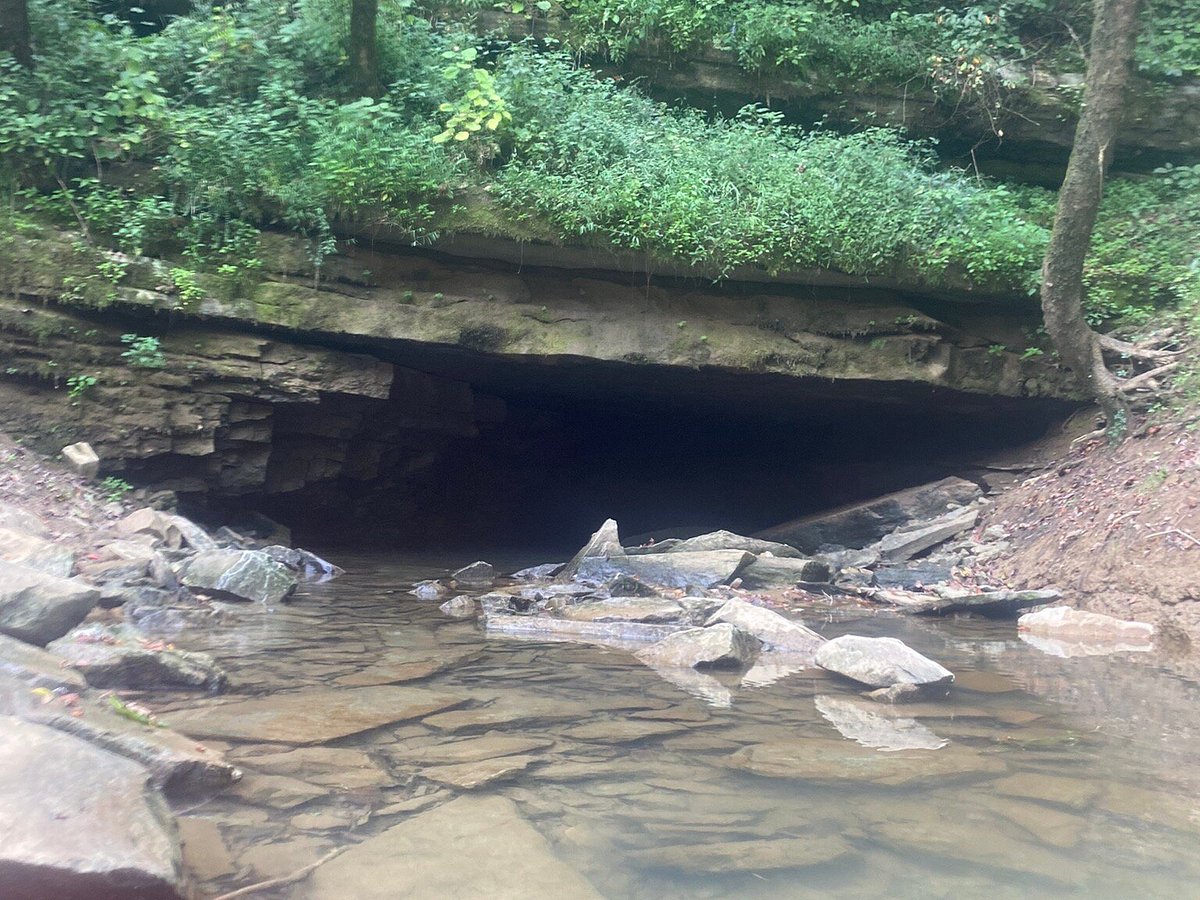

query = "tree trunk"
0;0;34;69
1039;0;1141;428
348;0;380;97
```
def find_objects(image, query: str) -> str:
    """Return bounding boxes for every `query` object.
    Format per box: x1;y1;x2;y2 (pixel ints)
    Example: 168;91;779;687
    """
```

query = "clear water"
155;554;1200;899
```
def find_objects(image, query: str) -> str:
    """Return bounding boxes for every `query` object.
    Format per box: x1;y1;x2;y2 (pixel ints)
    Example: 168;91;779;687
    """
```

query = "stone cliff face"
0;227;1080;540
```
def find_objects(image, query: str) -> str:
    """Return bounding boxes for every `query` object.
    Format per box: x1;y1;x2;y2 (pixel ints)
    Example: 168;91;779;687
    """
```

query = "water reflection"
155;554;1200;899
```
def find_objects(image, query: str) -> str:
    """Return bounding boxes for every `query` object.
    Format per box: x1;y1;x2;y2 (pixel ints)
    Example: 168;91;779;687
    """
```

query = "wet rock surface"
0;718;183;900
816;635;955;692
0;563;100;645
179;549;298;604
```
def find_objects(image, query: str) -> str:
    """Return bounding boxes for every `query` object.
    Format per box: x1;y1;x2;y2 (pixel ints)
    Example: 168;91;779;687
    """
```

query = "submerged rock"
556;518;625;582
704;598;824;657
166;685;465;744
295;795;602;899
635;623;761;669
0;528;75;578
180;549;297;604
815;635;954;692
722;738;1003;785
631;835;852;874
574;549;754;590
0;562;99;645
48;624;227;692
0;718;183;900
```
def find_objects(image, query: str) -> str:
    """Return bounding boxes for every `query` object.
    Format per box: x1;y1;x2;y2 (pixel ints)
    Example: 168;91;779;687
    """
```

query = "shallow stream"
153;553;1200;899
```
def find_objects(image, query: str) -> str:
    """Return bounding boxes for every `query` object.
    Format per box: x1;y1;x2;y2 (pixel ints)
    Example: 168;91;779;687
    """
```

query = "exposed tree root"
1097;333;1183;361
212;846;348;900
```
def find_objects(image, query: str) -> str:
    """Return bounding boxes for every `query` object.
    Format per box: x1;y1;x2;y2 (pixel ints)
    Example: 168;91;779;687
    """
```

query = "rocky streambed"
1;450;1195;899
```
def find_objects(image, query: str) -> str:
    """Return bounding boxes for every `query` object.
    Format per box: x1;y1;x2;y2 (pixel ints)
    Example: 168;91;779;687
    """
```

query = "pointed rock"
815;635;953;691
556;519;624;582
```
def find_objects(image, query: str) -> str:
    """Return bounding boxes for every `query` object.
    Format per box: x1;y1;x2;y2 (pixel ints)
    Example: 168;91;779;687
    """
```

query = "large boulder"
635;623;761;669
555;518;624;582
179;549;297;603
2;680;237;793
738;555;831;588
61;441;100;478
164;514;219;552
704;598;824;656
661;530;805;558
756;476;983;552
115;508;183;550
0;563;100;645
452;560;495;589
0;633;88;692
261;545;344;582
815;635;954;692
574;550;754;590
0;527;75;578
0;717;183;900
48;625;227;692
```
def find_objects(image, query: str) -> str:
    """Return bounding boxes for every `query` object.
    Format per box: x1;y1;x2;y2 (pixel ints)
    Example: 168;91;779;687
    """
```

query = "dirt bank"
980;411;1200;649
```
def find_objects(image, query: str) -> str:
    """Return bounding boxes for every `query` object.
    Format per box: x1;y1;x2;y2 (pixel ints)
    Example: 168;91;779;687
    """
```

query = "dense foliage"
0;0;1196;327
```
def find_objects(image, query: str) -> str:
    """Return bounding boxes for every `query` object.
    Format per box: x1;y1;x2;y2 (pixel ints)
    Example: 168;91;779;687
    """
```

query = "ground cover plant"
0;0;1195;329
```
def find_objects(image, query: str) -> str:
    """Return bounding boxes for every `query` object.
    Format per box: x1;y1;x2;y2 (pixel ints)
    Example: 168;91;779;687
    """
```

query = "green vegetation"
65;373;97;400
99;475;133;501
120;334;165;369
0;0;1195;331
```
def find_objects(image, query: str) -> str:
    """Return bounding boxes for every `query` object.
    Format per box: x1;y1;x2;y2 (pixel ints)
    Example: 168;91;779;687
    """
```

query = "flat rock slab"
49;625;227;692
166;686;466;744
563;719;690;743
558;598;693;624
875;588;1060;618
333;653;470;687
705;598;825;656
873;508;978;563
0;717;182;900
484;613;686;647
422;755;541;789
3;681;237;793
0;563;99;646
992;772;1102;811
815;635;954;689
0;632;88;691
296;795;602;899
723;740;1005;786
631;836;852;874
393;733;555;765
756;476;982;552
574;550;754;590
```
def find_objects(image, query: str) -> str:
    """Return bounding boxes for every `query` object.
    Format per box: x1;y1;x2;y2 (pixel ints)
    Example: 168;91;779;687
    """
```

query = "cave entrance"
208;350;1069;556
